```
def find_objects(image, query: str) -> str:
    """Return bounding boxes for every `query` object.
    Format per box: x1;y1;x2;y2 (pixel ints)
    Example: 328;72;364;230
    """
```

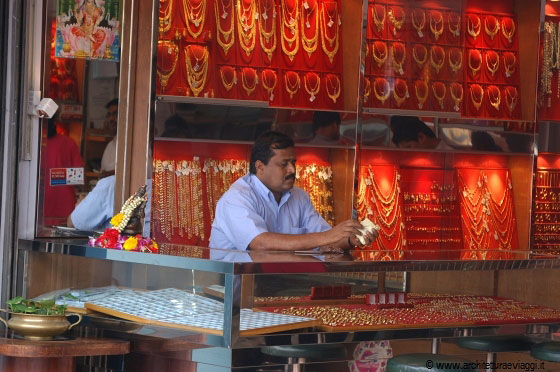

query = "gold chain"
391;43;406;75
159;0;174;34
258;0;277;61
237;0;257;57
301;0;318;58
157;40;179;90
488;85;501;111
219;66;236;91
411;8;425;38
320;2;339;64
184;45;209;97
412;44;427;68
448;48;463;73
467;14;480;40
373;78;390;105
281;0;299;61
501;17;515;43
326;74;341;103
215;0;235;56
284;71;301;99
241;67;258;96
387;6;404;36
183;0;207;39
415;80;428;109
372;4;385;33
372;41;387;67
484;15;500;41
304;72;320;102
486;51;499;77
450;82;463;112
432;82;446;109
470;84;483;111
429;10;443;41
430;46;444;74
393;79;408;108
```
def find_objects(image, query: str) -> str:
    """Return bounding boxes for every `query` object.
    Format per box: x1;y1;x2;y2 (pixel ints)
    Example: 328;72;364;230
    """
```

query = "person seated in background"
308;111;341;145
100;98;118;175
160;114;192;138
471;131;503;152
390;115;451;150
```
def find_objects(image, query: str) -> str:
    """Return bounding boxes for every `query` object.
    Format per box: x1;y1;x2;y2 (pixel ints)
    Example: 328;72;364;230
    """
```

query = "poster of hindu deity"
55;0;121;61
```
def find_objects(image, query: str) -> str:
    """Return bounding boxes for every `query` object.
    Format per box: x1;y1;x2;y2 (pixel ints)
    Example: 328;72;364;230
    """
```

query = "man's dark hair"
161;114;192;138
312;111;341;133
106;98;119;109
390;116;435;145
47;118;57;138
250;131;294;174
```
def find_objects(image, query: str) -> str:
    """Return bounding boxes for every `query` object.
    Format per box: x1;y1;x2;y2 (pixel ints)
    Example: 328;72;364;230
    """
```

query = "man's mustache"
285;174;295;181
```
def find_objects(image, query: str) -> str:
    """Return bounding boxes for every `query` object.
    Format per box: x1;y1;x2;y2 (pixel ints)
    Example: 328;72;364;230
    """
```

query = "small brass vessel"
0;310;82;340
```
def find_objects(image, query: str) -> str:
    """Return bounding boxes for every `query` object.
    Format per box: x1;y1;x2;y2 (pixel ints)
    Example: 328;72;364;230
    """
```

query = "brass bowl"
0;310;82;340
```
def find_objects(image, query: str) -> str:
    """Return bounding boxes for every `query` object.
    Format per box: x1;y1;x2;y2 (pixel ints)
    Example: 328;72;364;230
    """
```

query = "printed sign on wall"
50;167;84;186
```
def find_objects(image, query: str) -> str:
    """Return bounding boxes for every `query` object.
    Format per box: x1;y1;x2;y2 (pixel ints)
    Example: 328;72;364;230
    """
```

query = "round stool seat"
456;336;533;352
387;353;477;372
531;342;560;363
261;344;346;360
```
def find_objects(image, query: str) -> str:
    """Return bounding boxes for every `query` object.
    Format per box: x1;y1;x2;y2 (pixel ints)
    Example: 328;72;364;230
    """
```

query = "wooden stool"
530;342;560;363
0;337;129;372
261;344;346;372
456;335;533;368
387;353;478;372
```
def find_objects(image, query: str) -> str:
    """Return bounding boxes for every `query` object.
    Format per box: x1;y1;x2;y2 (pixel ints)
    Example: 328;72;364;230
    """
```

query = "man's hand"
349;229;378;248
325;219;363;246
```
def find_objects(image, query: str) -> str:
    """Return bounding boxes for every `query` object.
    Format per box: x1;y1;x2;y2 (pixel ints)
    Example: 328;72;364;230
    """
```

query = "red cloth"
42;134;83;226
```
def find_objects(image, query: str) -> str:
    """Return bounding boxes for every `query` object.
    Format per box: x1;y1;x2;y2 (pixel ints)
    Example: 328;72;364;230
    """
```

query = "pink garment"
42;134;83;226
349;341;393;372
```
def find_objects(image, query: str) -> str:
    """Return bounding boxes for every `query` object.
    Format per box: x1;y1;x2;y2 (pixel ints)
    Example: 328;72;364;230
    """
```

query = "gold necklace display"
373;41;388;68
304;72;320;102
159;0;174;34
281;0;300;61
387;6;404;36
237;0;257;57
364;77;371;104
501;17;515;44
320;2;340;64
429;46;444;74
326;74;341;103
415;80;428;109
467;14;481;40
284;71;300;99
504;86;517;115
258;0;277;61
219;66;237;91
486;51;499;77
488;85;501;111
391;43;406;75
448;12;461;37
295;163;335;225
241;67;258;96
484;15;500;41
157;40;179;90
412;44;427;69
470;84;483;111
432;82;446;109
429;10;443;41
450;82;463;112
262;69;277;101
301;0;318;58
448;48;463;74
468;49;482;77
183;0;207;39
373;77;390;105
393;79;408;108
372;4;385;33
411;8;425;38
215;0;235;56
503;52;516;78
184;45;209;97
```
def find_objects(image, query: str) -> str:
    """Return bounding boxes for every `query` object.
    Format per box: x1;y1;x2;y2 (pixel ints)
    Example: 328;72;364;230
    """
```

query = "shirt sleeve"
70;177;115;231
213;192;268;251
299;191;332;234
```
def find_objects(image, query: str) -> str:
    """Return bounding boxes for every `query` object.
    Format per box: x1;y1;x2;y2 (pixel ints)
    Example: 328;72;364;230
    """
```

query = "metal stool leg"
486;352;497;371
431;338;440;354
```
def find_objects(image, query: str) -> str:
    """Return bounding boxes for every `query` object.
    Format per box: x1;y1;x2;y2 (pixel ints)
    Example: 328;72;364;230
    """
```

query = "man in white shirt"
100;98;118;173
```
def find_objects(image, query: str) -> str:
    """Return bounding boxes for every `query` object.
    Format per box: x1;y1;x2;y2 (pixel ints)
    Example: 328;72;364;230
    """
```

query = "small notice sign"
50;167;84;186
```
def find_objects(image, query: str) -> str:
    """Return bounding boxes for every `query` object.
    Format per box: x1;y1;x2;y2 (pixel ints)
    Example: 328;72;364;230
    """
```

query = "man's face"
256;147;297;196
328;122;340;140
106;104;118;134
396;133;428;149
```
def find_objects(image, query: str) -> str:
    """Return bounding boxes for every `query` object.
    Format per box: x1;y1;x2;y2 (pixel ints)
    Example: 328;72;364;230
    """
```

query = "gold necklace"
262;69;277;101
372;41;387;67
237;0;257;57
503;52;516;78
387;6;404;36
159;0;174;34
281;0;299;61
372;4;385;33
450;82;463;112
467;14;480;40
411;8;425;38
412;44;427;68
258;0;277;61
486;51;499;77
488;85;501;111
448;47;463;74
157;40;179;90
284;71;300;99
241;67;258;96
304;72;320;102
326;74;340;103
219;66;236;91
215;0;235;56
432;82;446;109
448;11;460;37
373;77;390;105
429;10;443;41
301;0;318;58
184;45;209;97
393;79;408;108
484;15;500;41
364;77;370;104
501;17;515;43
183;0;207;39
505;86;517;115
470;84;483;111
415;80;428;109
430;46;444;74
391;43;406;75
320;2;339;63
468;49;481;77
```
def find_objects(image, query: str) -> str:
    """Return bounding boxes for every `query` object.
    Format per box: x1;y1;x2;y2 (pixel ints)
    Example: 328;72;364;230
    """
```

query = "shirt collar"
249;174;291;205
